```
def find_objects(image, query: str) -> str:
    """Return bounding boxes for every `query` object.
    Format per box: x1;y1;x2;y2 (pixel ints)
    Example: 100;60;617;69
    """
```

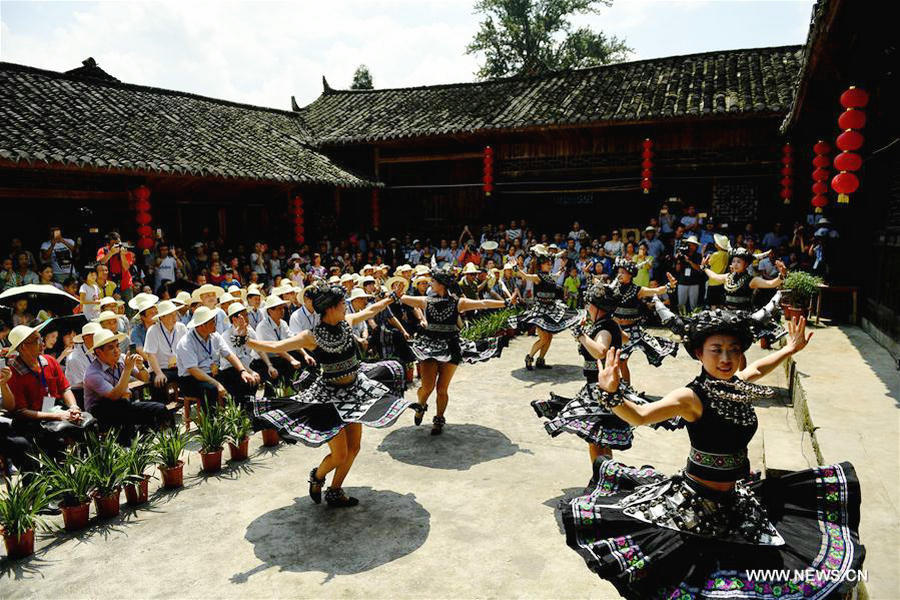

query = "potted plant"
86;431;128;519
261;379;292;447
223;398;252;462
0;476;53;559
122;433;156;506
155;426;190;488
782;271;823;320
35;448;94;532
195;408;227;473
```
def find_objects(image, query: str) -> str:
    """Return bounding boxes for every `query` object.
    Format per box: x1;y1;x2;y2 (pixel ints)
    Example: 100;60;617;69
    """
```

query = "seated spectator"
84;329;170;444
289;285;320;336
191;283;228;333
143;300;188;404
175;306;258;411
2;324;88;459
8;252;39;289
218;303;269;398
37;263;63;290
604;230;623;257
245;284;264;329
256;295;302;380
66;322;101;408
128;294;159;360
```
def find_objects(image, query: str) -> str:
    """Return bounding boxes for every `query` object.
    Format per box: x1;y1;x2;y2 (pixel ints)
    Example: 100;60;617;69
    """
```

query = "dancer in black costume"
403;268;514;435
557;308;864;599
242;283;414;508
510;245;583;370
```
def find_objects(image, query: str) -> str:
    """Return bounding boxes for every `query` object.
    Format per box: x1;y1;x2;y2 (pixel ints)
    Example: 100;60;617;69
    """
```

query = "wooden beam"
0;187;129;200
377;152;483;164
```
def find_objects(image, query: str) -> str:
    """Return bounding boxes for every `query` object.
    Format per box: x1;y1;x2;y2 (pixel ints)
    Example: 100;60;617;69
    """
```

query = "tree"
465;0;632;79
351;65;374;90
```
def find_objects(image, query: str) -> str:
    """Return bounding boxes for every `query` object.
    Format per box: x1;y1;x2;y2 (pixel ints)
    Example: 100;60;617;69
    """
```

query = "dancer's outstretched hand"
665;272;678;287
784;316;812;354
597;348;621;393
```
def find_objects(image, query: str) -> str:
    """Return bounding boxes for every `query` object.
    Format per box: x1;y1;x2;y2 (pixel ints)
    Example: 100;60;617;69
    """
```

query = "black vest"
312;321;359;383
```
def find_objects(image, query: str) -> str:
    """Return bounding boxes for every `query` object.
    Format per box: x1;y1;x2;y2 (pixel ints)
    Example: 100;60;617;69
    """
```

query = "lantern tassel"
837;193;849;204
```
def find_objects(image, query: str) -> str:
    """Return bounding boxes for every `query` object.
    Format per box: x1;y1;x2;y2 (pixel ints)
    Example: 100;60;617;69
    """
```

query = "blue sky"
1;0;815;110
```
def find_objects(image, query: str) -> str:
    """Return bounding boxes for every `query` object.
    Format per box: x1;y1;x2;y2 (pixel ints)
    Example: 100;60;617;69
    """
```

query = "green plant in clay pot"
0;476;54;559
35;447;94;532
154;426;190;488
782;271;823;319
122;433;156;506
85;431;128;519
223;397;253;461
195;407;228;473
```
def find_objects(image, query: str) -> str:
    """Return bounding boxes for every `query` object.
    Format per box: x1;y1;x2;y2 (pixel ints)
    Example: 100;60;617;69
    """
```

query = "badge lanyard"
161;324;176;352
270;317;281;341
193;331;215;364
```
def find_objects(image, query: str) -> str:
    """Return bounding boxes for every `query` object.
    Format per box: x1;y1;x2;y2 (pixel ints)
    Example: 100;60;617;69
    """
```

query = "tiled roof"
0;61;375;186
301;45;803;145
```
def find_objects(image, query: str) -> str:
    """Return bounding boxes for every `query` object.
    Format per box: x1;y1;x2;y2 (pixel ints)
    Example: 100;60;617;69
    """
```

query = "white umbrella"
0;284;80;317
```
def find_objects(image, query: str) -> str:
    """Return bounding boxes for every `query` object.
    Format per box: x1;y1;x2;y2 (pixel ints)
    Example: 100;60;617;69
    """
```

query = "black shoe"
308;467;325;504
325;487;359;508
431;415;446;436
535;357;552;369
524;354;534;371
413;402;428;426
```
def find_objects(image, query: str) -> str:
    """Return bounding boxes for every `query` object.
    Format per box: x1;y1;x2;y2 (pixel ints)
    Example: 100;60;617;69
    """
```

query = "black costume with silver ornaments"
724;271;754;309
509;273;583;333
410;295;505;364
611;280;678;367
250;320;414;446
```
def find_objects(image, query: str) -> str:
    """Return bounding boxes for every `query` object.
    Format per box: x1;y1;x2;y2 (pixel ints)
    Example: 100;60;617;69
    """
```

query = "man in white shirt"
289;286;320;334
603;230;624;257
219;302;275;394
245;285;264;330
154;244;179;289
65;322;102;408
256;295;302;380
143;300;188;404
191;283;229;334
40;226;77;283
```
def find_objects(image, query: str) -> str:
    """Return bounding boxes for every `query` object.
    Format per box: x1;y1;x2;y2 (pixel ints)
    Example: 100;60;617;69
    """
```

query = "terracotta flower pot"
159;461;184;489
261;429;280;447
124;476;150;506
228;438;249;461
93;489;121;519
60;501;91;532
782;304;808;321
200;449;223;473
3;528;35;559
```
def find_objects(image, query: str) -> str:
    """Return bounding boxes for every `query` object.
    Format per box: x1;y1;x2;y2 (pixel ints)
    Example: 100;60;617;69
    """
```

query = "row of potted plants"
1;397;260;560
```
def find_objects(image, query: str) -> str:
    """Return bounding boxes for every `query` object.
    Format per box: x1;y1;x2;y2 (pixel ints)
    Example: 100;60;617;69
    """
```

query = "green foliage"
0;476;54;536
466;0;631;79
85;431;129;496
266;376;296;398
154;426;190;467
461;307;522;340
194;408;227;452
351;65;374;90
222;397;253;445
783;271;823;307
34;448;93;507
121;433;156;484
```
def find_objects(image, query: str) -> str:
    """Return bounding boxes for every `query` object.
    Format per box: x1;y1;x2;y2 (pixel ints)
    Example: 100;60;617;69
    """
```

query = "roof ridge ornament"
322;76;333;94
291;95;301;112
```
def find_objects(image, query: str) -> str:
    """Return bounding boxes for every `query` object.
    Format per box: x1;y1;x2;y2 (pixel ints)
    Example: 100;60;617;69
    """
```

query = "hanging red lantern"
641;169;652;179
833;152;862;172
811;181;828;195
811;195;828;208
641;159;654;169
812;154;830;168
782;143;793;154
292;194;305;244
640;179;652;191
781;176;793;188
137;225;153;238
812;167;829;182
135;212;152;225
780;155;793;165
813;141;831;155
779;188;792;200
483;146;494;196
641;148;653;160
836;129;864;151
832;171;859;197
781;165;793;176
135;199;151;213
810;141;830;211
133;186;153;241
371;189;381;230
780;142;794;205
640;139;653;195
134;185;150;203
642;139;653;150
136;237;154;251
838;109;866;130
839;86;869;108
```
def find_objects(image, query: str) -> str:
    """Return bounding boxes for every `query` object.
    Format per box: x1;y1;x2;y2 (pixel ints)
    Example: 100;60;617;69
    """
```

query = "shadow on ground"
376;423;527;470
230;487;430;584
509;363;583;383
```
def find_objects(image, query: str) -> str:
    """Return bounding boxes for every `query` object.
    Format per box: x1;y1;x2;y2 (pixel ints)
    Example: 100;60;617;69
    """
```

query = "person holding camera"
673;236;704;313
40;226;77;284
96;232;135;305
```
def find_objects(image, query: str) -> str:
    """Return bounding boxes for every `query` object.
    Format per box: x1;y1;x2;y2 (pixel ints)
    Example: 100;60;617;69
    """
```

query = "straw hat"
412;275;431;286
218;293;238;307
263;295;287;311
395;264;413;276
7;322;50;352
98;296;118;310
91;329;128;351
481;241;498;251
683;235;700;246
95;310;119;323
348;288;373;302
327;275;341;284
152;300;179;320
272;283;294;297
340;273;355;284
227;302;248;318
172;291;191;306
385;276;409;295
188;306;218;329
461;262;481;275
713;234;732;251
413;265;431;276
360;275;376;286
227;285;242;297
360;264;374;274
73;322;103;345
128;292;159;310
246;284;263;297
191;284;224;304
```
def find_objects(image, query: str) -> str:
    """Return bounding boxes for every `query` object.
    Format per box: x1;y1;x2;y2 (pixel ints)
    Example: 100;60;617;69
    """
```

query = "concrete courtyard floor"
1;328;894;598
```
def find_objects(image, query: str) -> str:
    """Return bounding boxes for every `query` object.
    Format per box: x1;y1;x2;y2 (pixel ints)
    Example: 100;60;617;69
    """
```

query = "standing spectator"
674;236;704;313
40;226;78;283
604;230;623;258
79;267;101;320
0;257;16;290
154;243;179;290
37;263;62;290
705;234;730;307
563;266;581;309
761;222;788;250
7;252;38;288
96;232;135;305
679;205;700;232
95;264;117;298
658;203;676;240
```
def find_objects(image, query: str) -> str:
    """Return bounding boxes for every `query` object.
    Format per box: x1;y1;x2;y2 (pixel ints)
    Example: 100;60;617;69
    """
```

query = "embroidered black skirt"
410;332;506;365
619;323;678;367
249;360;413;447
531;382;636;448
509;300;583;333
558;459;865;599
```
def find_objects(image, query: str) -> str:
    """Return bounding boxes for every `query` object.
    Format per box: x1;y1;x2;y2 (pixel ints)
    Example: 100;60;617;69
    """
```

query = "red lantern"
135;212;152;225
831;171;859;195
642;139;653;150
812;168;829;182
641;169;652;179
779;188;792;199
836;130;864;151
483;146;494;197
781;176;793;188
811;195;828;208
134;186;150;203
136;237;154;251
781;165;793;176
833;151;862;172
839;86;869;109
641;149;653;160
135;199;151;213
780;143;794;205
813;141;831;155
782;143;793;154
812;155;830;168
641;159;654;169
371;189;381;230
811;181;828;195
137;225;153;238
838;109;866;130
640;179;652;190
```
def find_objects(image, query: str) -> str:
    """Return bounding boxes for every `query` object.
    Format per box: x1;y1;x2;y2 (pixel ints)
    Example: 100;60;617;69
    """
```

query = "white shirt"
221;325;260;370
604;240;623;257
156;256;177;286
247;306;264;330
143;321;188;371
256;315;292;343
214;307;229;334
175;329;234;377
65;344;94;388
289;306;319;335
79;283;101;320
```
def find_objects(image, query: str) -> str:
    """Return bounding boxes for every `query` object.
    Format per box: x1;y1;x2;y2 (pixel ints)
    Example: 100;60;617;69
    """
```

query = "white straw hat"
73;322;103;345
348;288;373;301
172;291;191;306
7;322;50;352
91;329;128;351
461;262;481;274
95;310;119;323
263;295;287;311
227;302;248;318
188;306;218;329
128;293;159;311
153;300;179;320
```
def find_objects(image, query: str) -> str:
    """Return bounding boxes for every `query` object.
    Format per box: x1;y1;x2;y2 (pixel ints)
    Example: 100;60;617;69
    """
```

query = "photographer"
40;226;78;283
96;232;135;306
673;235;704;313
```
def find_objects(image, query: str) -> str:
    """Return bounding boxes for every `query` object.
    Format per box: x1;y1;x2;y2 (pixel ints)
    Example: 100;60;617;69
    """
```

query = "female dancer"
610;257;679;382
240;283;414;508
557;311;864;599
403;268;513;435
511;246;583;370
531;283;639;464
